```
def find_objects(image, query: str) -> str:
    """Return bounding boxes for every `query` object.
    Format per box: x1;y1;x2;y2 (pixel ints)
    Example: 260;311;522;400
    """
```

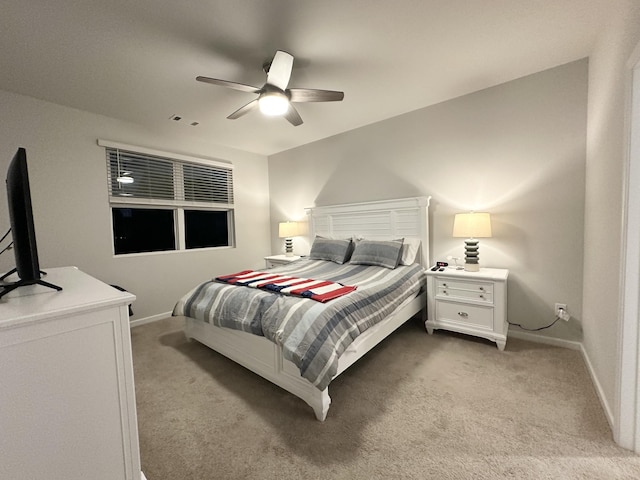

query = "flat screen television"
0;148;61;299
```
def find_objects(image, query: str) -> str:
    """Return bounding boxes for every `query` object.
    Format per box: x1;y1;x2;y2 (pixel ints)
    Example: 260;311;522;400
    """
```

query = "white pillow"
400;237;421;265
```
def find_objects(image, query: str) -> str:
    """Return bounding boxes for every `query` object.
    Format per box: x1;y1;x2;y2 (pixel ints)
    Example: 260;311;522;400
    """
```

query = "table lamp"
452;212;492;272
278;221;300;256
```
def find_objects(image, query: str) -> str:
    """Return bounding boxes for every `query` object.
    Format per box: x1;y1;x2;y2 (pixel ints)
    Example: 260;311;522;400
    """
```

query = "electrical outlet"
555;303;570;321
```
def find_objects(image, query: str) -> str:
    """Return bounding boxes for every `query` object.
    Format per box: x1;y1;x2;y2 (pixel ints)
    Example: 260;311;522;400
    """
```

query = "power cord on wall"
508;315;562;331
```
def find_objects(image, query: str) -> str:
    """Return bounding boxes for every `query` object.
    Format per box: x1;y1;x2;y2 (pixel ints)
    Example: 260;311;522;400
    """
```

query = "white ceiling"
1;0;612;156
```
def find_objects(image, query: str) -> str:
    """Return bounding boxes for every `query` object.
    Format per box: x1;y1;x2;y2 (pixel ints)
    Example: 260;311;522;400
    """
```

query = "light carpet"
131;316;640;479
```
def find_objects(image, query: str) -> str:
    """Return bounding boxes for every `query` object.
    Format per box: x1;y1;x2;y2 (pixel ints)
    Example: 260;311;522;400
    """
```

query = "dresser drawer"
435;301;494;330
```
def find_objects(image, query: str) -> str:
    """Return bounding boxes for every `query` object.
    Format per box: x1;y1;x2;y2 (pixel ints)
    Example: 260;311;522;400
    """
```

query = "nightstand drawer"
265;259;281;269
436;283;493;304
436;301;494;329
436;279;493;294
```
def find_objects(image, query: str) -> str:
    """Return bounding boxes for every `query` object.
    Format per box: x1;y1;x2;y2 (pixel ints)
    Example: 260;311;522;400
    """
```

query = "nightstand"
264;254;302;269
425;267;509;350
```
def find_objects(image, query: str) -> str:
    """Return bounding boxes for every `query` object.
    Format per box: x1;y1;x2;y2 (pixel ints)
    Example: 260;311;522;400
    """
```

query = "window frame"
99;139;235;256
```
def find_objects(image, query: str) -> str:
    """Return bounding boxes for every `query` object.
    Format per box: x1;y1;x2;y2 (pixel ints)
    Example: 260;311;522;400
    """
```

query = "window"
101;140;235;255
184;210;229;249
112;208;175;254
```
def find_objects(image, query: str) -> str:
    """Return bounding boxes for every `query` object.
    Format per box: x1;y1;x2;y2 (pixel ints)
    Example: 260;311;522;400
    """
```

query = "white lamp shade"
278;221;300;238
452;212;492;238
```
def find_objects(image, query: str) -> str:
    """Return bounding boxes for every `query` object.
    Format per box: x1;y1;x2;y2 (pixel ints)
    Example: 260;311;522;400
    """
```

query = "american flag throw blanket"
216;270;357;303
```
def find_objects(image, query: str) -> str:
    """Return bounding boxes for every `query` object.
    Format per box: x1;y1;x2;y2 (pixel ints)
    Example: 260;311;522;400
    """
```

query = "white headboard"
305;196;431;267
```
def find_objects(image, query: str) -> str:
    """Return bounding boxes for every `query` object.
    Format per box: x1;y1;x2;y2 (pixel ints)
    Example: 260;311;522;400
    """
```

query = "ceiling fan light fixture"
116;174;134;184
259;92;289;116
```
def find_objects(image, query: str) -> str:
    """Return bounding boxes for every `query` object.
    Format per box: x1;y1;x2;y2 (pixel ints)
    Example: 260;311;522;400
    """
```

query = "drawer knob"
479;286;485;291
442;283;448;287
443;290;448;295
479;294;485;299
458;311;469;318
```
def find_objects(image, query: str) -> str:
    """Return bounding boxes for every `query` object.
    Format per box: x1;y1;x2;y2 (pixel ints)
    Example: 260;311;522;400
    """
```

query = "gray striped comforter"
173;259;425;390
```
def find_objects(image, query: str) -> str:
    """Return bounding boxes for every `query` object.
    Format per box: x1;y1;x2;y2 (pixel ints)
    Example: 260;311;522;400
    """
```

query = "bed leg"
311;388;331;421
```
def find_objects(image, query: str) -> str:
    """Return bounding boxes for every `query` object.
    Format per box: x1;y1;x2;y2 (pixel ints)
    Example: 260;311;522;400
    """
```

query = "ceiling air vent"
169;114;199;127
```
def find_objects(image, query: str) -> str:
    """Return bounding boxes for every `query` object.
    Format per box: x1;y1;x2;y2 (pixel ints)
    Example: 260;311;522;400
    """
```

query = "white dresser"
425;267;509;350
0;267;142;480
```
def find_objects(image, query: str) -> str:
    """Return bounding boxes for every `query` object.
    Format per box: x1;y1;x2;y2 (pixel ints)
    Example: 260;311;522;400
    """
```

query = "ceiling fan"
196;50;344;126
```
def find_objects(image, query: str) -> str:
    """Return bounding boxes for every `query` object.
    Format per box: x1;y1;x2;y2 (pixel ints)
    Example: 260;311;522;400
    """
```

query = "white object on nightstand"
425;267;509;350
264;254;302;268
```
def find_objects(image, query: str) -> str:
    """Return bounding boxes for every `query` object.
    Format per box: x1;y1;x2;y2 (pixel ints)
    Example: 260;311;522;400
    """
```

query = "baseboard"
507;330;582;350
507;329;614;429
130;311;171;328
578;343;615;429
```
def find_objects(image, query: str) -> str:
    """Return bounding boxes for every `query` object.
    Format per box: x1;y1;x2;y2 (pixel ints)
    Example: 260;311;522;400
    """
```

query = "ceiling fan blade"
227;99;259;120
288;88;344;103
266;50;294;90
283;104;303;126
196;76;261;94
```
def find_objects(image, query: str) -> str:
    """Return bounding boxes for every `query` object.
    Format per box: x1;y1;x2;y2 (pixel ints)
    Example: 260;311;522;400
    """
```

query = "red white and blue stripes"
216;270;357;303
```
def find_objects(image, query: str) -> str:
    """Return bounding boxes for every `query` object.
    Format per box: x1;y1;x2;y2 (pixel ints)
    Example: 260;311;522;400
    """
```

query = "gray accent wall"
0;89;271;320
268;59;589;343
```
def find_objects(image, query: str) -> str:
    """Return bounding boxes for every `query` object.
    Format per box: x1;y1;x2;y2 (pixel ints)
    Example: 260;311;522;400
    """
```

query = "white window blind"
106;147;234;206
182;162;234;204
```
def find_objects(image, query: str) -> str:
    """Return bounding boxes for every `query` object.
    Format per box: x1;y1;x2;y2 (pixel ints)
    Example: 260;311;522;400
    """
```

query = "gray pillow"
349;239;404;269
309;236;353;264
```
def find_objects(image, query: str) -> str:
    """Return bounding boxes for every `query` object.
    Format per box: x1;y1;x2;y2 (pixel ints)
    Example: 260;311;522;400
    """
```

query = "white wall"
0;89;271;319
268;60;588;342
583;0;640;428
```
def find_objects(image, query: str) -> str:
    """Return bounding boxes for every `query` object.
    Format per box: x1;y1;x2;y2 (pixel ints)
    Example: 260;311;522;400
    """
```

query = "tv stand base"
0;269;62;299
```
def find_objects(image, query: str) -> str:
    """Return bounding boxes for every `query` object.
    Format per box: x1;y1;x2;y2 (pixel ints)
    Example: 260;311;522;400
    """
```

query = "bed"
173;196;431;420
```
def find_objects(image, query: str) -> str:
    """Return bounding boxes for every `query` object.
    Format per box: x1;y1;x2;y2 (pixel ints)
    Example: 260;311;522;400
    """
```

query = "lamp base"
464;239;480;272
464;263;480;272
284;238;293;256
